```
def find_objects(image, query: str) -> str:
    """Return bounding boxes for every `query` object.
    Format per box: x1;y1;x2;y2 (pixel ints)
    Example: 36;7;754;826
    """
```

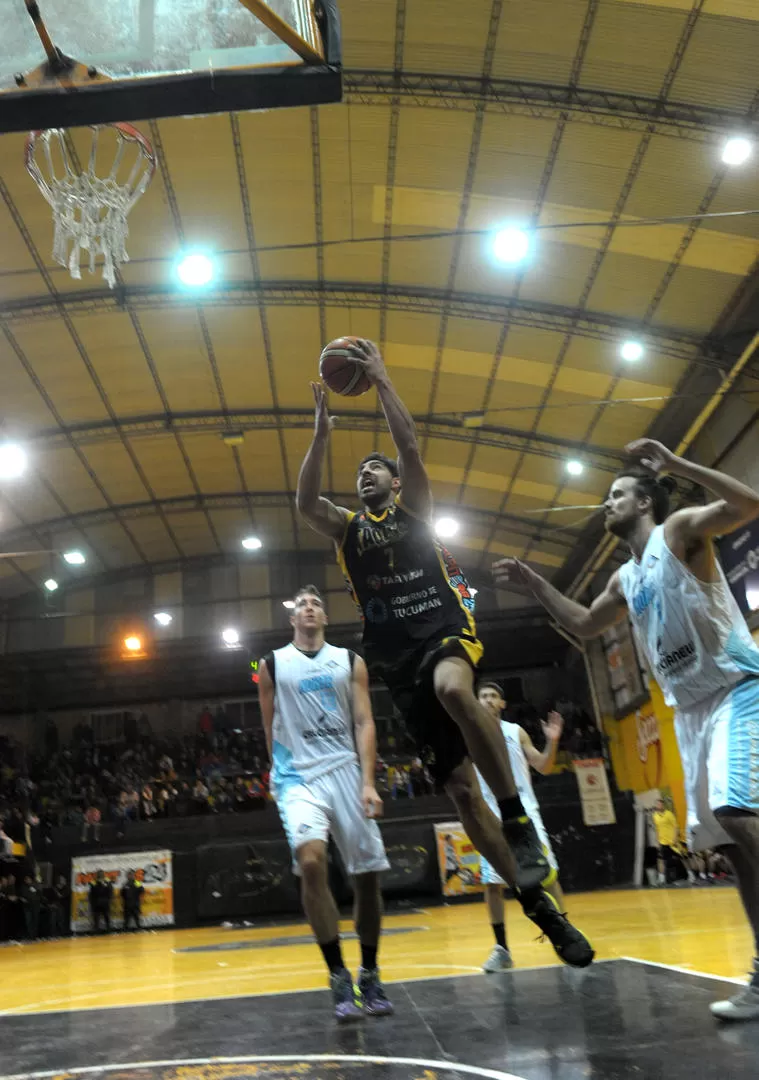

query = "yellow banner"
604;681;686;829
433;822;484;897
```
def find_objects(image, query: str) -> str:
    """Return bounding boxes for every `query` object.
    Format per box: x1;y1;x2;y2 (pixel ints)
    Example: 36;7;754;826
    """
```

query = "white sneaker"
710;984;759;1021
482;944;514;973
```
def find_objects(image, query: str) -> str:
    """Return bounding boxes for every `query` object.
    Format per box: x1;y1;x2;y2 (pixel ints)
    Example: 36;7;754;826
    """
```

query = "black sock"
319;937;344;974
361;943;378;972
492;923;507;950
499;795;526;822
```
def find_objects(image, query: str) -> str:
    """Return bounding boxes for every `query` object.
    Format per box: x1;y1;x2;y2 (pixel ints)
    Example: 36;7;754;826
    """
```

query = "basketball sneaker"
710;962;759;1021
482;944;514;973
521;890;594;968
358;966;394;1016
502;815;554;892
330;968;363;1023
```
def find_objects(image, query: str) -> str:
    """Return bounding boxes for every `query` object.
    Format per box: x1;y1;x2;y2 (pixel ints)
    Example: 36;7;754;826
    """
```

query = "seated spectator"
192;778;210;813
141;784;156;821
81;804;101;843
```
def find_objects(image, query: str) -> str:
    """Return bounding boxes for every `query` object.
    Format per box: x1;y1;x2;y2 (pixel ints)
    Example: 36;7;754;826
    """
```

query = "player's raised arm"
625;438;759;544
296;382;350;541
492;557;628;640
350;339;433;520
257;657;275;761
519;711;563;775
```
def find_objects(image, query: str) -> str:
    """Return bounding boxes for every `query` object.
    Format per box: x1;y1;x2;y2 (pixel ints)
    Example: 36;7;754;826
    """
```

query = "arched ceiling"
0;0;758;604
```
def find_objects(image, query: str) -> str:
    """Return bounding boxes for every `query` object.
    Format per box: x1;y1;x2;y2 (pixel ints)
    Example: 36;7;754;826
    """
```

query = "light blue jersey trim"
726;678;759;811
270;739;302;795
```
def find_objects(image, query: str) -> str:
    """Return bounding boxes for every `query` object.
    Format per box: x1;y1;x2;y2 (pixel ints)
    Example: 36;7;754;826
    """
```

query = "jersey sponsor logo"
356;515;410;555
302;719;349;741
392;595;444;619
655;637;696;676
365;596;389;624
440;546;475;612
367;568;424;590
299;673;335;694
632;581;656;616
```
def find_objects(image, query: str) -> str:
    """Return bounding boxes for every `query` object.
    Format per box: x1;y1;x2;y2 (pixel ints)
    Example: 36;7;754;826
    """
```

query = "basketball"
319;337;372;396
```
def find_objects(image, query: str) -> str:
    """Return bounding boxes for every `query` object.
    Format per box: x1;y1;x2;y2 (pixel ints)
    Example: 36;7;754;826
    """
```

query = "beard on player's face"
357;462;397;508
603;477;647;539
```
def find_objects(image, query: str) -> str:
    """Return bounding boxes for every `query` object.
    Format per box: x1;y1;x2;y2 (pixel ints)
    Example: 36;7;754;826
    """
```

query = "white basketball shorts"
274;761;390;876
675;676;759;851
478;804;558;887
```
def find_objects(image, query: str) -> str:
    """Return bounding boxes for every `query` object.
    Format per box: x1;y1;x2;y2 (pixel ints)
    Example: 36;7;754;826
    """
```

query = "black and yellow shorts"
367;629;484;785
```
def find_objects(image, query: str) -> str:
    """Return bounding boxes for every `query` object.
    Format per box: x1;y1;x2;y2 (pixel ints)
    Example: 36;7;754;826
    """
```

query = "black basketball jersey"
336;498;477;655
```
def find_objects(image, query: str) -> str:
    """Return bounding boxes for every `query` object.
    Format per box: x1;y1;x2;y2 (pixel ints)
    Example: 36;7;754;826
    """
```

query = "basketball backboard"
0;0;341;133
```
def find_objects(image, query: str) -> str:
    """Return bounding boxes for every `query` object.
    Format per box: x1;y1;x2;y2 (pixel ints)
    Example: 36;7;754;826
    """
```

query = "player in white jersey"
258;585;392;1023
492;437;759;1020
474;683;574;971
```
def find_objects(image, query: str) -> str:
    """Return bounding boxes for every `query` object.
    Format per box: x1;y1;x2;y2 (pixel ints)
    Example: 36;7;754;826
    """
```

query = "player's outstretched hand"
362;784;384;819
349;339;387;385
311;380;335;438
541;710;564;742
491;556;540;595
624;437;676;476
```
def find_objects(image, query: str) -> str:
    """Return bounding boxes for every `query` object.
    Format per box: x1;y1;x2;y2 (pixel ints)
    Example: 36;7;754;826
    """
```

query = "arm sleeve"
261;651;275;688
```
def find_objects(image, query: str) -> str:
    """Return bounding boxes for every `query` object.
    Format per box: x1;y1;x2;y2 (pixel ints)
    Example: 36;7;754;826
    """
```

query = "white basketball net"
26;124;155;289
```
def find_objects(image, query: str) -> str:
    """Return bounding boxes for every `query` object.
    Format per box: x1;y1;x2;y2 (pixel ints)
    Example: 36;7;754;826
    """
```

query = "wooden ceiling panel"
163;511;218;557
137;309;223;414
580;3;694;97
68;312;166;418
235;430;288;493
202;307;274;410
180;433;243;493
340;0;397;68
265;305;324;408
492;0;590;82
34;446;107;514
125;435;198;500
403;0;491;76
650;267;749;335
10;319;111;425
239;109;318;282
157;115;247;251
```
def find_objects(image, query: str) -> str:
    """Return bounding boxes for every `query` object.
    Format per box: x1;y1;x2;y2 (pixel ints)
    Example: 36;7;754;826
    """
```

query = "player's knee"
297;843;327;883
434;676;469;716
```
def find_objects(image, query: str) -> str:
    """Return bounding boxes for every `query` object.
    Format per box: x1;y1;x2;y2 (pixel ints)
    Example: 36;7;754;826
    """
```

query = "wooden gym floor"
0;884;753;1016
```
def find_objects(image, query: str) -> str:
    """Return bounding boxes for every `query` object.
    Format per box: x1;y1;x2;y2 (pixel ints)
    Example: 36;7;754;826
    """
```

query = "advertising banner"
433;821;483;897
70;849;174;933
573;758;616;826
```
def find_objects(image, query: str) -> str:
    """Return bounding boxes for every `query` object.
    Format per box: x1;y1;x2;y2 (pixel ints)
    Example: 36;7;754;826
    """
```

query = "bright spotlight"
620;340;644;362
282;600;296;610
154;612;173;626
124;635;142;653
721;136;752;167
492;226;531;266
176;252;215;287
566;460;584;477
0;443;27;480
222;627;240;646
435;517;460;539
241;536;263;551
63;550;86;566
44;578;59;592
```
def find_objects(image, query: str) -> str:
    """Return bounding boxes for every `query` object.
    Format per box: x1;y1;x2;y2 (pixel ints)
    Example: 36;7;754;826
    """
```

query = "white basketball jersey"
477;721;538;817
269;642;359;794
617;524;759;710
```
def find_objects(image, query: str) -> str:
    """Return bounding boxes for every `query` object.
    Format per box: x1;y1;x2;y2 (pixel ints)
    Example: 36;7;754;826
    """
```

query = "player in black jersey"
296;338;593;967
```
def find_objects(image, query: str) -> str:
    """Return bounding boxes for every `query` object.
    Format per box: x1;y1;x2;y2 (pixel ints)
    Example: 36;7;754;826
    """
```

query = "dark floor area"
2;960;759;1080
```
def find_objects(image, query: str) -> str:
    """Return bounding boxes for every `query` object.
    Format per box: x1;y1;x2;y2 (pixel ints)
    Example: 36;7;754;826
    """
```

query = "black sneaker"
502;815;554;892
521;890;594;968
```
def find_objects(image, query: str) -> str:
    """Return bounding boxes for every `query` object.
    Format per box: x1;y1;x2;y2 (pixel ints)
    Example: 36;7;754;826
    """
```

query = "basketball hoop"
25;122;156;289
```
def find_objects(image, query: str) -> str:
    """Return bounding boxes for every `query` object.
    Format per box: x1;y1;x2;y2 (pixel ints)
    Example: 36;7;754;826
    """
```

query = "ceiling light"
123;635;142;653
0;443;27;479
721;136;752;167
282;600;296;610
620;340;644;362
44;578;59;592
176;252;215;287
566;460;584;476
241;536;263;551
154;612;173;626
435;517;460;539
492;226;531;266
63;550;86;565
222;627;240;646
